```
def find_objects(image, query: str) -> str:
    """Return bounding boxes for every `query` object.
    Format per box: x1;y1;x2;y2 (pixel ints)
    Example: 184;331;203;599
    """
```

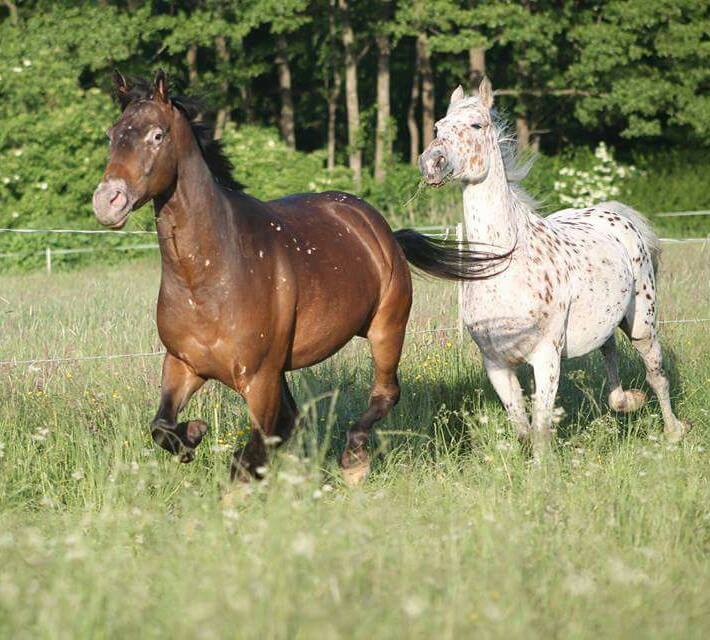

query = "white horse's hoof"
609;389;646;413
664;419;692;443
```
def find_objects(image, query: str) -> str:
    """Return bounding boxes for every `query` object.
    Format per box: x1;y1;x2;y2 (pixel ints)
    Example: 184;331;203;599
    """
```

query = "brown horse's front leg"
151;353;206;463
230;371;290;481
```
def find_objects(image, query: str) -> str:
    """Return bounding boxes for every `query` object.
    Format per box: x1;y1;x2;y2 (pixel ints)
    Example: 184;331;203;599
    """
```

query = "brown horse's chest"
157;293;239;384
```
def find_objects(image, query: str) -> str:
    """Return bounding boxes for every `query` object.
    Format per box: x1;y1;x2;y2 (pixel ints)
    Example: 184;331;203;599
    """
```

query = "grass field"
0;242;708;638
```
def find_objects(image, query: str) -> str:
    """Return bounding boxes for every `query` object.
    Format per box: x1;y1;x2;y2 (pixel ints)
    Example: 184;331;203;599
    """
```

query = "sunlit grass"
0;245;708;638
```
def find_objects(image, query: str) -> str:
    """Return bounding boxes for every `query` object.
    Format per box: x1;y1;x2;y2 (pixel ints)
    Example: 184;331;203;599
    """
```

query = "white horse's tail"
606;201;660;274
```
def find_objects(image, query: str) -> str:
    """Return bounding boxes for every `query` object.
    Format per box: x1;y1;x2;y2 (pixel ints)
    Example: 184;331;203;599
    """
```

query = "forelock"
446;96;488;118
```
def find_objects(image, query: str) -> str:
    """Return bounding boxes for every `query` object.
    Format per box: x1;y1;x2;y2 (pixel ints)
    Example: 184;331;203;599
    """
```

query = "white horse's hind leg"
601;335;646;413
529;343;561;460
621;249;691;441
630;334;690;442
483;359;530;442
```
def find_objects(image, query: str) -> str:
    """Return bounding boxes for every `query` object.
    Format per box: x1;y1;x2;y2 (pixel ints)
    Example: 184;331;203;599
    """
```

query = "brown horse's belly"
287;290;376;370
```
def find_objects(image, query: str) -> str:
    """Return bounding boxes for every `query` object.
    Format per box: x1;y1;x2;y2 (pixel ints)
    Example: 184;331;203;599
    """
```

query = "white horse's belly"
563;254;634;358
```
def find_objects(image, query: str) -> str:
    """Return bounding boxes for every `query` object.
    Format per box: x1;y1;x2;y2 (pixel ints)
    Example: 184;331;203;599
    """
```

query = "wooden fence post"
456;223;464;342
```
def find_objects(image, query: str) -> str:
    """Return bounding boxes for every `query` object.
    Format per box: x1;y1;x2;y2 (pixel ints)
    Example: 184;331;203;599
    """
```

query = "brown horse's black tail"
394;228;513;281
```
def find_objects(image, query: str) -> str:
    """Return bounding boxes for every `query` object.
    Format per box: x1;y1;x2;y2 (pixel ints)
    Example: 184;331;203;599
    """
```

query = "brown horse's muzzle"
92;178;136;229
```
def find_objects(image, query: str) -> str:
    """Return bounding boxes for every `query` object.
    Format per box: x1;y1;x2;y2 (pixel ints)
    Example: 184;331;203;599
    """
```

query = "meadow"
0;242;708;639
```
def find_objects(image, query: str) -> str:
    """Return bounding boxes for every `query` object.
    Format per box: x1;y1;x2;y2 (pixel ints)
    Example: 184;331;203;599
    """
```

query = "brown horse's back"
267;191;412;369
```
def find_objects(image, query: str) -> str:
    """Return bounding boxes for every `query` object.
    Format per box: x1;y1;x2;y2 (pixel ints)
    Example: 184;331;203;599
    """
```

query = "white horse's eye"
471;123;482;130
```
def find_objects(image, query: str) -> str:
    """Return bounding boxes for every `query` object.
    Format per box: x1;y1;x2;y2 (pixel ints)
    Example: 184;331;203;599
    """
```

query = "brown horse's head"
93;71;179;228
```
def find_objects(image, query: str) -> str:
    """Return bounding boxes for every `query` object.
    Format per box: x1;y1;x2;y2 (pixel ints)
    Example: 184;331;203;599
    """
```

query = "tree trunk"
326;0;341;170
338;0;362;189
417;33;435;149
3;0;18;24
186;44;198;87
240;84;256;124
275;33;296;149
214;35;230;140
374;33;391;183
516;114;531;150
468;46;485;91
327;71;342;170
407;55;420;166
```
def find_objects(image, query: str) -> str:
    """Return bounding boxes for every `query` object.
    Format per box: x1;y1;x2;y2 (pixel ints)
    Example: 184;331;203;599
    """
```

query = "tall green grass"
0;245;708;638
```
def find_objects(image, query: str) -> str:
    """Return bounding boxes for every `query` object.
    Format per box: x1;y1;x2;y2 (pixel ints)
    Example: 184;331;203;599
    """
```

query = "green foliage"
567;0;710;139
221;124;353;200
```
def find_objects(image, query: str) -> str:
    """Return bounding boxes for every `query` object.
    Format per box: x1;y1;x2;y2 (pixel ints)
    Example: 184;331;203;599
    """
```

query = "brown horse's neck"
153;119;238;288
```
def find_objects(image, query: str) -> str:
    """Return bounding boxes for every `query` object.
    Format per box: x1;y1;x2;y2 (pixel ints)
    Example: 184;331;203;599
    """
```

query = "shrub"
553;143;639;209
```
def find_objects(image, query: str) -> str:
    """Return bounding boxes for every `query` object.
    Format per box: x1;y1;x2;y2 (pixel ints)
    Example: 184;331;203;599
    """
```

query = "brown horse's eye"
153;131;164;143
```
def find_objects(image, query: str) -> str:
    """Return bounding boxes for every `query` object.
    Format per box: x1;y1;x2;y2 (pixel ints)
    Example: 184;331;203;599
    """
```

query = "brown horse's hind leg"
341;319;406;486
230;372;298;481
151;353;206;463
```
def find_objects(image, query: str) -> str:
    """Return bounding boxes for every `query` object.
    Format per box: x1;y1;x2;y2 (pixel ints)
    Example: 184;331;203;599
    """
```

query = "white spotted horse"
419;77;691;458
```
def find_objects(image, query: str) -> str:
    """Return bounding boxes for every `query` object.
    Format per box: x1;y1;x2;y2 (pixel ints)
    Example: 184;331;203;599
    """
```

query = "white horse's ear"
478;77;493;109
450;85;465;106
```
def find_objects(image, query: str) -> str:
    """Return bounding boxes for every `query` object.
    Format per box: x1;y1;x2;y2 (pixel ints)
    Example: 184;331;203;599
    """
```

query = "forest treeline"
0;1;709;271
2;1;708;184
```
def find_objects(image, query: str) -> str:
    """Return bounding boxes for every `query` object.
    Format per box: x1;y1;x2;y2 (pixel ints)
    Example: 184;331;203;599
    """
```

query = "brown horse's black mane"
114;76;245;191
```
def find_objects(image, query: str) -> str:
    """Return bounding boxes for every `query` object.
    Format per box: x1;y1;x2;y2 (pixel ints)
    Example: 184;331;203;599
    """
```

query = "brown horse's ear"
153;69;169;104
113;69;132;110
478;76;494;109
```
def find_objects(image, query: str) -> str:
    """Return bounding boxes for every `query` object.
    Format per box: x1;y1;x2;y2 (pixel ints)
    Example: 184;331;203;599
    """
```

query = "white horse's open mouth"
426;170;455;188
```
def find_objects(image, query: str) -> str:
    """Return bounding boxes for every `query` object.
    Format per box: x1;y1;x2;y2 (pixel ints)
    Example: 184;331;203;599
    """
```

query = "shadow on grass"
281;331;686;466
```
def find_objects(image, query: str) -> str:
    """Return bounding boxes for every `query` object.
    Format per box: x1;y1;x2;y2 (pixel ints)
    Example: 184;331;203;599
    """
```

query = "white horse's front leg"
483;358;531;442
529;342;562;460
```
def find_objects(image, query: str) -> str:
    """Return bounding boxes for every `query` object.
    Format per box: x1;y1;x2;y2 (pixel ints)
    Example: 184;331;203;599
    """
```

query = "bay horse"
92;71;507;483
419;78;690;458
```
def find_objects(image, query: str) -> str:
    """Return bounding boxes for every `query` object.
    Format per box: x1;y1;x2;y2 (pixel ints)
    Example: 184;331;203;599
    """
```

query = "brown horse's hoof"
175;419;209;463
341;449;370;486
151;419;209;463
220;482;252;508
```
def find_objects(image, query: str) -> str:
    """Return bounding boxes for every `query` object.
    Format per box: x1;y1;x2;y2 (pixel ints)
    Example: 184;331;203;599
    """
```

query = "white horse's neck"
461;148;529;250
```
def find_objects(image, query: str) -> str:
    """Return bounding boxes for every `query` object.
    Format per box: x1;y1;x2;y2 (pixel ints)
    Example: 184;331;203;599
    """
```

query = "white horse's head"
419;78;496;187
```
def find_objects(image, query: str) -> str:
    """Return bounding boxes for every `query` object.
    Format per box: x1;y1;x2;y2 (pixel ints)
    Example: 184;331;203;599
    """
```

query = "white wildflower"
608;557;649;585
31;427;49;442
291;532;315;559
402;595;427;619
564;571;596;596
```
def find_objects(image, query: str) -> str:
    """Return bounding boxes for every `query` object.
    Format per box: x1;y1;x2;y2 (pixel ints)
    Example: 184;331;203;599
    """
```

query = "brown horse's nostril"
109;190;128;210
